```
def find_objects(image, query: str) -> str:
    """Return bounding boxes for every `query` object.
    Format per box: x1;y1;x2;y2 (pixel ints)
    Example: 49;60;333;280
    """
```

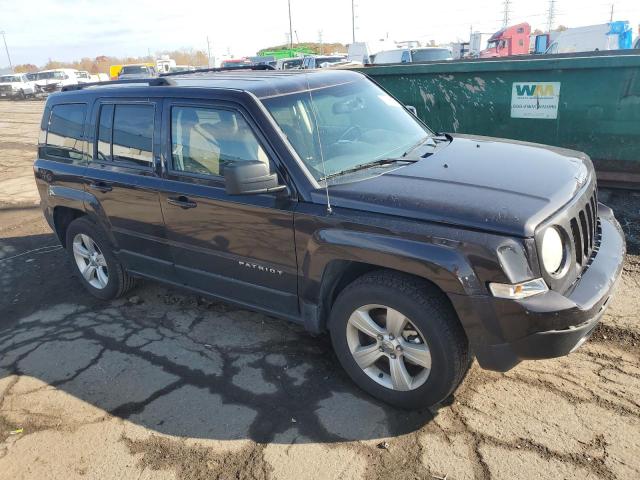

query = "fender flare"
48;185;118;248
298;228;483;332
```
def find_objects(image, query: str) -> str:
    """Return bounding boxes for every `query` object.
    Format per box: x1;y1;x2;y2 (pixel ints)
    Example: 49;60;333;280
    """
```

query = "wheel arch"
299;229;482;334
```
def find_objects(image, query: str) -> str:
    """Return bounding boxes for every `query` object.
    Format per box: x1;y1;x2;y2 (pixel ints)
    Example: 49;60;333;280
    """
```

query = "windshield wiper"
320;158;418;182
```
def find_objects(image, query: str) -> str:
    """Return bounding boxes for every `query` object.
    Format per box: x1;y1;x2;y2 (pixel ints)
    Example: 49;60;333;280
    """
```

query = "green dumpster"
355;52;640;188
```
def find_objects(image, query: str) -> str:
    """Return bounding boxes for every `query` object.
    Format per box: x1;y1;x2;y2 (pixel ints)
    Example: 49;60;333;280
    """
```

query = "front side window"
45;103;86;163
261;77;431;183
171;106;269;177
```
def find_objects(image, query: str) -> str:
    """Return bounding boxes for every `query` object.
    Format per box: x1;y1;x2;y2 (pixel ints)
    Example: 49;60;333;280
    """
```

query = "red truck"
480;23;531;57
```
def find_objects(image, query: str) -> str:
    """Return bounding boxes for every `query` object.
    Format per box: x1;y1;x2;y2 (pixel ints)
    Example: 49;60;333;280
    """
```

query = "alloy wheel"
346;304;432;391
72;233;109;289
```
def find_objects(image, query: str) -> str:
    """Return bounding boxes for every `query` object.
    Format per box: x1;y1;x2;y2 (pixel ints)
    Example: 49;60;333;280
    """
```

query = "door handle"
88;181;113;193
167;196;197;209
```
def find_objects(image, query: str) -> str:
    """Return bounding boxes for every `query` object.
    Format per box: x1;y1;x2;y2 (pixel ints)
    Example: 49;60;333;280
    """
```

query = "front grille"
537;176;600;294
569;189;599;268
0;85;12;93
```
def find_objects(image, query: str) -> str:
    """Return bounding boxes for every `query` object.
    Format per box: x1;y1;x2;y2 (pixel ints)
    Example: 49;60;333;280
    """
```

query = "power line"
1;31;12;71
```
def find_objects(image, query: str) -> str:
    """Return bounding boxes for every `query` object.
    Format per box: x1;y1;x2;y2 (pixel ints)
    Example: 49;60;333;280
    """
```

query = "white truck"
0;73;38;99
546;21;633;54
35;69;81;93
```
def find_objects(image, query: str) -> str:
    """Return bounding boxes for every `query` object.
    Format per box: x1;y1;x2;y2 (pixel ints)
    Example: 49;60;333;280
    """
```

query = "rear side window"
44;103;86;163
95;103;154;168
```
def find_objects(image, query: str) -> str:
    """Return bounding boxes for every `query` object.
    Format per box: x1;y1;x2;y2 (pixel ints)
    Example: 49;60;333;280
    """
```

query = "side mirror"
406;105;417;116
224;160;287;195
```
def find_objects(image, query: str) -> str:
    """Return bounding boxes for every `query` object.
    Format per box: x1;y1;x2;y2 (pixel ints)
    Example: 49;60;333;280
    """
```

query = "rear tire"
329;270;469;409
65;217;136;300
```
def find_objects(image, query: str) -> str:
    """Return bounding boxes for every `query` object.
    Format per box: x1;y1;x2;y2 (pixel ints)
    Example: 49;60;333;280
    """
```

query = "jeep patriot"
33;69;625;408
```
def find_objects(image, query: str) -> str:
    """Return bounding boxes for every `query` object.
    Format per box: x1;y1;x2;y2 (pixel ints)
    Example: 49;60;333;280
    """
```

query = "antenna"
305;73;332;215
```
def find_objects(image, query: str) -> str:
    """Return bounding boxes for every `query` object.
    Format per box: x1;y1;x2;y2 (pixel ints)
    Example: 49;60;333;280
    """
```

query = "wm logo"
515;84;555;96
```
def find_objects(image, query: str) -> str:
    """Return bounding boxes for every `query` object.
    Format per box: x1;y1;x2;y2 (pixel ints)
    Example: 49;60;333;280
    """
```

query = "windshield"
316;57;345;66
120;66;148;75
411;49;452;62
262;77;431;182
0;75;20;83
37;71;66;80
281;59;303;69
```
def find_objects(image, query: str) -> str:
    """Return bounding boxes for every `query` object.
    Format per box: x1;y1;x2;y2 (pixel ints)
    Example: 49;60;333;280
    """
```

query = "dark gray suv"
33;68;625;408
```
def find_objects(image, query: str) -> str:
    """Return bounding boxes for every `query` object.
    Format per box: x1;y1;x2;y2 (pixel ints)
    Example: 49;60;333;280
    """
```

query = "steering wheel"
337;125;362;143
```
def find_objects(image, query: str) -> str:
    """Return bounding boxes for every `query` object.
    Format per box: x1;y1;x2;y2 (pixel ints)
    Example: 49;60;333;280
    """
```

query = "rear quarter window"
43;103;87;164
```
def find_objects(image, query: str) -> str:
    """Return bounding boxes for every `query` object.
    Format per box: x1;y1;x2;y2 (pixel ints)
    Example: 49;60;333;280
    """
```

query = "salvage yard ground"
0;100;639;480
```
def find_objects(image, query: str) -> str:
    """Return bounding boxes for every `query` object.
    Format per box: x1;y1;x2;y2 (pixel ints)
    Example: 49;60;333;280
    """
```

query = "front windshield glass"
120;66;147;74
37;71;65;80
0;75;20;83
261;77;431;182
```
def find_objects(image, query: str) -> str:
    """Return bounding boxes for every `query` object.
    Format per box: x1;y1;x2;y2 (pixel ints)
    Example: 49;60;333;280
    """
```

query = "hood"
318;134;592;237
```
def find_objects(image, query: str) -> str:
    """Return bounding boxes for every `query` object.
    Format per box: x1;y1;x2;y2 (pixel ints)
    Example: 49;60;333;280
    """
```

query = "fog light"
489;278;548;299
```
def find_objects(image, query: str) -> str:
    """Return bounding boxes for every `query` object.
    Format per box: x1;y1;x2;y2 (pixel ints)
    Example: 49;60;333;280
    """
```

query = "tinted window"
96;104;114;161
112;104;154;167
411;49;452;62
45;103;86;163
171;106;269;177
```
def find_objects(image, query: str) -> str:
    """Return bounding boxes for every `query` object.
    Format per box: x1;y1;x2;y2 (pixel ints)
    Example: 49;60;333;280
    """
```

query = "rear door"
84;98;174;280
157;98;299;317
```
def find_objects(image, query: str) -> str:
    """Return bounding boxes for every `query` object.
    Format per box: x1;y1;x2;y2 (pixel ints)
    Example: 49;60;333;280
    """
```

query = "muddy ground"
0;100;638;480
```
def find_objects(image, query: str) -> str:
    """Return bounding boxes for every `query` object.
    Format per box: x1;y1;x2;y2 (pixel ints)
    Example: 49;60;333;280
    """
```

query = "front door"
158;100;299;317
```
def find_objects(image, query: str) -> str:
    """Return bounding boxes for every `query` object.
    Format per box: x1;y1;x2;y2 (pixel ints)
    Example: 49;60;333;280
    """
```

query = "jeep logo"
238;261;283;275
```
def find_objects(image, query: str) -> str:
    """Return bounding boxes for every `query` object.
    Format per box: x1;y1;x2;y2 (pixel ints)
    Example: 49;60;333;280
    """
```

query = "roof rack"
160;64;275;77
61;77;173;92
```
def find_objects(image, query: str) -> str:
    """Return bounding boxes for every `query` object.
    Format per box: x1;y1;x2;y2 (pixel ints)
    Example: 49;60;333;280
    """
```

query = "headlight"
541;226;565;275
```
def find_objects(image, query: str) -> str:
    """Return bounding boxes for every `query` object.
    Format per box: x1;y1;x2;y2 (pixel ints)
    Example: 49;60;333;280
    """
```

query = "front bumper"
451;204;625;372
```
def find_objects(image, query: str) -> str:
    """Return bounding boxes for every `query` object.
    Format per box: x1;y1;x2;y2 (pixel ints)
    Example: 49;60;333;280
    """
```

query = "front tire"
329;270;470;409
65;217;135;300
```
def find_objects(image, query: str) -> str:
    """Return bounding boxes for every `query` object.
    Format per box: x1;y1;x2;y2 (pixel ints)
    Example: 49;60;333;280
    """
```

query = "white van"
546;21;633;54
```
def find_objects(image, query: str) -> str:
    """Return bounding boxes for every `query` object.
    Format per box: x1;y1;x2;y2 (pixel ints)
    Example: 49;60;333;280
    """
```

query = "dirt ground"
0;99;638;480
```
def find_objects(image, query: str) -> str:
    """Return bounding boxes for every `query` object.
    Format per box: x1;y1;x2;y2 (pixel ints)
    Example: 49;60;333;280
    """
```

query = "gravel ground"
0;100;638;480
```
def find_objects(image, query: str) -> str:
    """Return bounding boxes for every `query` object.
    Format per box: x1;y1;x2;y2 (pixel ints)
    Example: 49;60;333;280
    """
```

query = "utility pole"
547;0;557;32
318;30;324;54
502;0;511;27
206;36;212;67
351;0;356;43
1;31;12;72
609;3;614;22
287;0;293;50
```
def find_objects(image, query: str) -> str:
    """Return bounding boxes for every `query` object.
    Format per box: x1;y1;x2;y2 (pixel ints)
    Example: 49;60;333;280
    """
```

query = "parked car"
35;69;81;92
34;69;624;409
220;59;252;69
275;57;304;70
480;22;531;57
300;55;348;69
372;47;453;64
0;73;37;99
76;70;92;83
169;65;196;73
545;21;633;54
118;64;157;80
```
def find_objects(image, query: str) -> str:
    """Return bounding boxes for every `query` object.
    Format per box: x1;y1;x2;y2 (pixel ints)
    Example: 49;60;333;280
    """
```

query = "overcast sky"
1;0;639;67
